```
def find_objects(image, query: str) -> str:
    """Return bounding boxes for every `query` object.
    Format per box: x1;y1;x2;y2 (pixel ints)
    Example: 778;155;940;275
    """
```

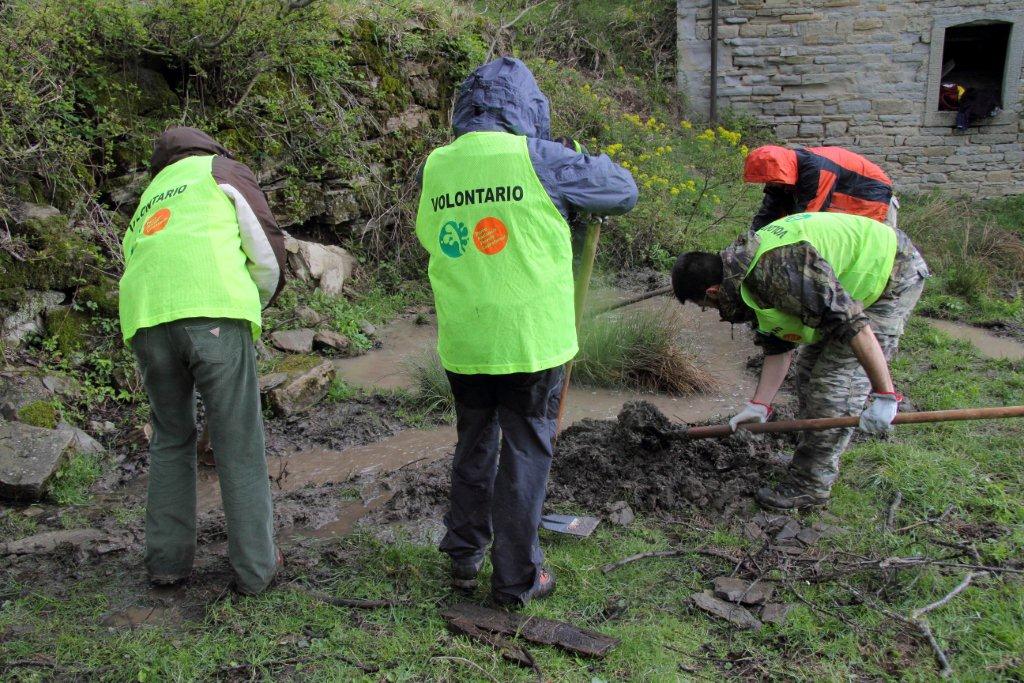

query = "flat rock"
258;372;290;393
268;361;336;416
295;306;324;327
796;527;822;545
690;590;762;630
0;422;76;501
270;328;315;353
63;428;104;454
313;330;351;353
712;577;775;606
760;602;794;625
775;518;802;543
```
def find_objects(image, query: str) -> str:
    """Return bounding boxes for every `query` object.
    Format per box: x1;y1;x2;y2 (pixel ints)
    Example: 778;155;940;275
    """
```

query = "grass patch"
901;193;1024;327
574;300;717;394
48;451;102;506
404;349;455;422
326;377;359;403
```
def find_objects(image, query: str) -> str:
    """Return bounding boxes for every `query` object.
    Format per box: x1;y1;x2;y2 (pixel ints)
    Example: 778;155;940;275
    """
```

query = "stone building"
676;0;1024;196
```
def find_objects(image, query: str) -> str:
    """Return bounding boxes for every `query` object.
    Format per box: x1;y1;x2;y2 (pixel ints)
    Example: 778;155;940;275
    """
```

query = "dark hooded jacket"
147;127;286;307
450;57;637;220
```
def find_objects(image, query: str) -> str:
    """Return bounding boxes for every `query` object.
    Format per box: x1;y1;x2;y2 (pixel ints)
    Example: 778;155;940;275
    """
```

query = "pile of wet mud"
368;401;795;524
549;401;793;515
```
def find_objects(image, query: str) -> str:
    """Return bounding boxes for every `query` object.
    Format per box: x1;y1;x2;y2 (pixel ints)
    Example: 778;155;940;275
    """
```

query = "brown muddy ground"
366;401;798;533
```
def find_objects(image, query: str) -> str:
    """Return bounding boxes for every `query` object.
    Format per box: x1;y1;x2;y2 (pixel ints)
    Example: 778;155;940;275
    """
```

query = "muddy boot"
231;548;284;596
755;481;829;511
451;558;483;591
491;567;555;608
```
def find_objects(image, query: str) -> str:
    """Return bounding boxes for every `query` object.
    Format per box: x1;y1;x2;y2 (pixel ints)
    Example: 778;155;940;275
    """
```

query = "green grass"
403;349;456;422
47;451;103;506
574;298;717;394
3;318;1021;680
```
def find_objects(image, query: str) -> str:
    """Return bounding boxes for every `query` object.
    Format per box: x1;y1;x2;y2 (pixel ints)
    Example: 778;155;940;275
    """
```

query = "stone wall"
676;0;1024;196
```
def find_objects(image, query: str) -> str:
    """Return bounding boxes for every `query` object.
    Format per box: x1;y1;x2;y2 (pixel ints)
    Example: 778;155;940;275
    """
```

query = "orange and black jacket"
744;146;893;230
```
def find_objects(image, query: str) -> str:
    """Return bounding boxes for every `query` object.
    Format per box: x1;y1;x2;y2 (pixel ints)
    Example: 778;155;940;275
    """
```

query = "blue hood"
452;57;551;139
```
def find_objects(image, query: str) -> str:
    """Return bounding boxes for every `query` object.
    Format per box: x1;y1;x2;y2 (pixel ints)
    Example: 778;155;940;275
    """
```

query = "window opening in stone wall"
938;21;1010;129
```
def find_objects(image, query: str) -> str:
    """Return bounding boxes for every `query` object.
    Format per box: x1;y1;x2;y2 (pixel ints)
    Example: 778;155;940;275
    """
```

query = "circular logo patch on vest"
783;333;803;342
473;217;508;255
143;208;171;236
439;220;469;258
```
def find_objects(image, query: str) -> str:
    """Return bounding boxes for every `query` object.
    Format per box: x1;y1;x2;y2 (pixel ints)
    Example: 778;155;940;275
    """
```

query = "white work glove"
729;401;771;432
859;391;901;435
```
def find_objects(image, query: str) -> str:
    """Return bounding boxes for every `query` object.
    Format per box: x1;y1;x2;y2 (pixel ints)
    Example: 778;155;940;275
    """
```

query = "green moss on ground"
17;400;60;429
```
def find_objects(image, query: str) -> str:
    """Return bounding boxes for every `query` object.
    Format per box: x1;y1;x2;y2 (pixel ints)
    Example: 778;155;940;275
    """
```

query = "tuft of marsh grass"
405;349;455;421
573;303;717;395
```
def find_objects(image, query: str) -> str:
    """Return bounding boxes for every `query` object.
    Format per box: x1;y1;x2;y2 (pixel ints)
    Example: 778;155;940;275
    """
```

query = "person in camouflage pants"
670;212;929;510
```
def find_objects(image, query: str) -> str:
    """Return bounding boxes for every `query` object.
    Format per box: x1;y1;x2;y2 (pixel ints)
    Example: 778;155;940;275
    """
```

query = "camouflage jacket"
718;228;927;355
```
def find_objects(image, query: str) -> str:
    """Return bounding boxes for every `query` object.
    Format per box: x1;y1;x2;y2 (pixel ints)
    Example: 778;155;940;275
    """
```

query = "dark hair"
671;252;723;304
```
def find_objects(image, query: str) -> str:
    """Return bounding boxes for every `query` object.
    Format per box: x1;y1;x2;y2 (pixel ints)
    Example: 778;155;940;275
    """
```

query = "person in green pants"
119;127;287;593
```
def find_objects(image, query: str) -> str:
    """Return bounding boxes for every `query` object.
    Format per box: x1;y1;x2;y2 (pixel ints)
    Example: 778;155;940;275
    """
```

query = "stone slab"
269;328;315;353
0;421;76;501
690;590;763;630
713;577;775;606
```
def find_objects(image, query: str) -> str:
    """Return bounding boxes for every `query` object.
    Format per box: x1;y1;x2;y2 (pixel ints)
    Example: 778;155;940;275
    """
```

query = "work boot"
451;558;483;591
491;567;556;608
755;481;829;511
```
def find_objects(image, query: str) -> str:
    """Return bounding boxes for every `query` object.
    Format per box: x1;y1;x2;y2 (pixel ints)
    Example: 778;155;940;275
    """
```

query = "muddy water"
927;319;1024;360
336;299;759;424
195;428;456;513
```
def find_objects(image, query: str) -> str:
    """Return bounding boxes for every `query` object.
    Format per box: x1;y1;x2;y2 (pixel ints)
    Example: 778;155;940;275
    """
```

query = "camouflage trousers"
789;260;927;496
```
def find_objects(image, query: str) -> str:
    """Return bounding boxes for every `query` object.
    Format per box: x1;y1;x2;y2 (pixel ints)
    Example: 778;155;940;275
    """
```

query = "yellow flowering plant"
530;58;764;268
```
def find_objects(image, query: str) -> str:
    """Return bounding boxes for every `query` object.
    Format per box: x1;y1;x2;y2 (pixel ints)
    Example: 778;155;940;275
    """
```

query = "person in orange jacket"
744;145;899;230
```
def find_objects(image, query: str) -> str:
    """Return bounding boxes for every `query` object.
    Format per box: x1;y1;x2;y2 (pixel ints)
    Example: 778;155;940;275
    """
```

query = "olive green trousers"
131;317;276;594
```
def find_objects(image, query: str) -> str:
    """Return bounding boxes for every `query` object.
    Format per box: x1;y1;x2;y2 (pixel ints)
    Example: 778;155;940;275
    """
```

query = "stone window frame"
923;11;1024;128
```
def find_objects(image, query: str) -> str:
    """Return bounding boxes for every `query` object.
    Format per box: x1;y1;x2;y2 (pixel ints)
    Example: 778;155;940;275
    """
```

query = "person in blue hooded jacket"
415;57;637;607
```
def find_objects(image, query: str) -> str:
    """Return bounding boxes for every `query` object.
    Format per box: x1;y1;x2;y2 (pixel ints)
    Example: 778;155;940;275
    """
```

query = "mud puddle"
926;319;1024;360
195;428;456;513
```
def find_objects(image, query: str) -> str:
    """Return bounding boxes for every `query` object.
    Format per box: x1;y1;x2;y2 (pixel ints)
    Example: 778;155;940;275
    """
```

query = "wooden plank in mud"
441;603;619;658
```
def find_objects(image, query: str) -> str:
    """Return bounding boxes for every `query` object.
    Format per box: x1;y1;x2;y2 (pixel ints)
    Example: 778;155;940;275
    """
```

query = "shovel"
683;405;1024;439
541;514;601;537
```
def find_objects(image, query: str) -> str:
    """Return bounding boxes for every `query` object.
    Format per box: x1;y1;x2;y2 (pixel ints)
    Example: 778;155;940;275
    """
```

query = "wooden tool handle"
555;221;602;435
684;405;1024;440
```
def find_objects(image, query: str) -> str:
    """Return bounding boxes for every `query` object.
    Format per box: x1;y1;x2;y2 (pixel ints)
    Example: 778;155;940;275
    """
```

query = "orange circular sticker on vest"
783;333;803;342
143;208;171;236
473;217;508;255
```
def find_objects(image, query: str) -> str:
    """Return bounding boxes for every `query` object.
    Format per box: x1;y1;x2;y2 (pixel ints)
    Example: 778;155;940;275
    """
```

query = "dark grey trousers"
131;317;276;594
439;367;563;602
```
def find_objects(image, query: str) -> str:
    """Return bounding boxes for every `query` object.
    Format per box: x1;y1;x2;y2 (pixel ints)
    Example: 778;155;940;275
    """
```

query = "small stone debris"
742;520;766;541
759;602;794;625
690;590;763;630
358;320;376;337
712;577;775;606
89;420;116;435
269;328;316;353
285;236;355;296
606;500;635;526
313;330;351;353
